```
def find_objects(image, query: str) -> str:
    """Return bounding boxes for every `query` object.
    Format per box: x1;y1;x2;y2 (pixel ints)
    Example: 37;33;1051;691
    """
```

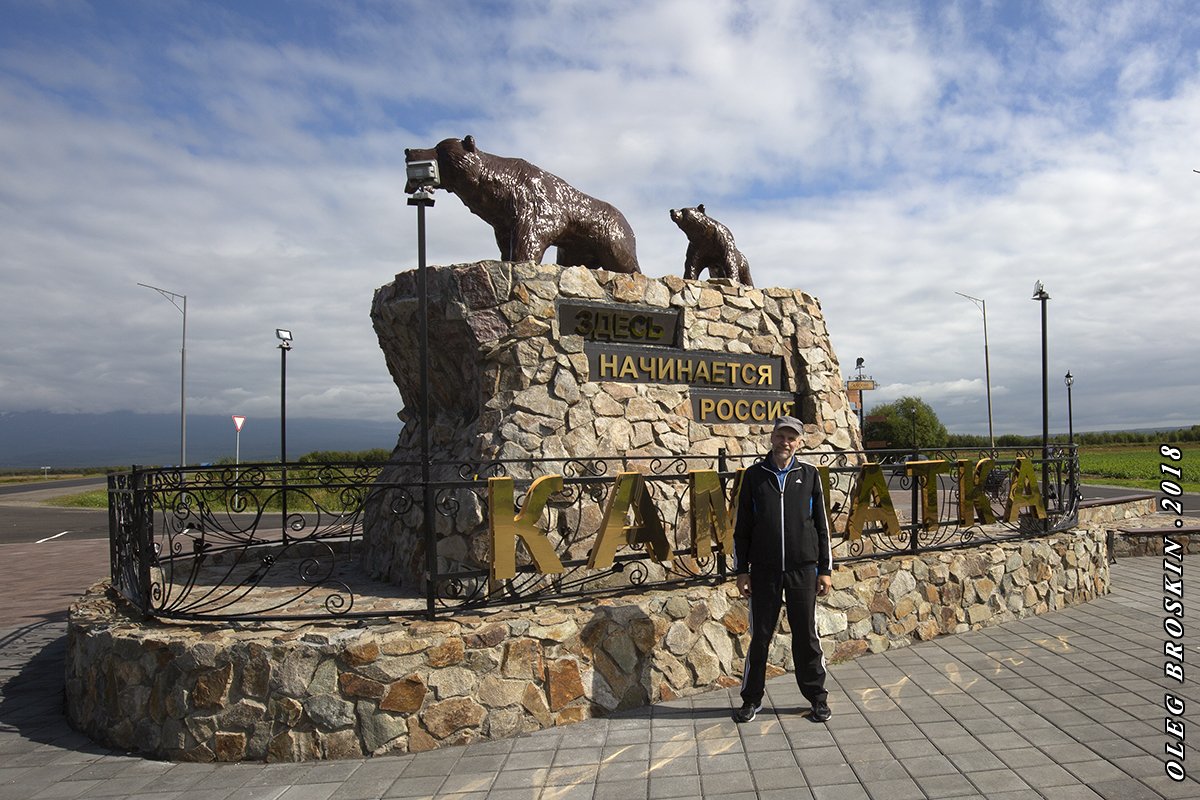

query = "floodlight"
276;329;292;342
406;160;441;189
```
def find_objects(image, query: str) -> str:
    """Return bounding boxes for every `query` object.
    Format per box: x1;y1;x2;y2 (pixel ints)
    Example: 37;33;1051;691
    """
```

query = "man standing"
732;415;833;723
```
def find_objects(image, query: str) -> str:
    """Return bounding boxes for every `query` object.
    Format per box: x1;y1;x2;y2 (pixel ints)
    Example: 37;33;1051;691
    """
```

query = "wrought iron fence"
107;445;1079;622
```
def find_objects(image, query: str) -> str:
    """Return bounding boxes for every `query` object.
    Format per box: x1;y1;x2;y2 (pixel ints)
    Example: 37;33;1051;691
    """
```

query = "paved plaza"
1;549;1197;799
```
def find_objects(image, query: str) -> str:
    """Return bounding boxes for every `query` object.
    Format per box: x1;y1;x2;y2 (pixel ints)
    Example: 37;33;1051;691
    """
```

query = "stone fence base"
66;530;1108;762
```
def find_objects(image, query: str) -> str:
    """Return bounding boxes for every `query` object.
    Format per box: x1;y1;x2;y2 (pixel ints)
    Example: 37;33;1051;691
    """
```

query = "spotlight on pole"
1032;281;1050;525
407;163;438;608
276;328;292;542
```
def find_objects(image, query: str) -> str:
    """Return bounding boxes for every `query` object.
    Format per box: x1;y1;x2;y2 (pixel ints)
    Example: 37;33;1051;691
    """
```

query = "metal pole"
1066;373;1074;444
1066;371;1075;506
717;447;729;579
409;190;436;616
138;283;187;466
1032;283;1050;530
1041;296;1048;510
956;292;994;449
181;294;187;467
279;339;290;543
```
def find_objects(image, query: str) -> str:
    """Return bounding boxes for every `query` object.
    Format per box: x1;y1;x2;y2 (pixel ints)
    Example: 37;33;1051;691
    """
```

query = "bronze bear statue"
669;204;753;287
404;136;640;274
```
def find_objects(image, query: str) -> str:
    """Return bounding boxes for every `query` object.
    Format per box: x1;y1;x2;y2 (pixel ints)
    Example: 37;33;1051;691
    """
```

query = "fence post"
909;447;921;553
132;466;153;613
717;448;729;579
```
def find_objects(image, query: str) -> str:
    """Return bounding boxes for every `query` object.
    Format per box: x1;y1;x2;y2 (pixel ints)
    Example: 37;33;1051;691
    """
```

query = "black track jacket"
733;455;833;577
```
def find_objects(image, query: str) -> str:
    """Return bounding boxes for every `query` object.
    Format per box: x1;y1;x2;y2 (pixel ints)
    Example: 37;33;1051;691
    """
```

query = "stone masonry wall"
66;530;1108;762
363;262;863;588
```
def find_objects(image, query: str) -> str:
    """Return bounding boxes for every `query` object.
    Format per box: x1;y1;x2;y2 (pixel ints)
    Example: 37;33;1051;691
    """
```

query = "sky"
2;0;1198;441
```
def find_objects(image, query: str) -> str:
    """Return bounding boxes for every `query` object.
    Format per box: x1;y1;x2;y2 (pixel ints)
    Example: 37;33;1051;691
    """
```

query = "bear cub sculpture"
404;135;640;274
669;204;753;287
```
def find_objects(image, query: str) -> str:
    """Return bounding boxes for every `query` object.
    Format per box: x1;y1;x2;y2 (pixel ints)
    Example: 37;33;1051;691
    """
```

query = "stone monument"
363;261;862;589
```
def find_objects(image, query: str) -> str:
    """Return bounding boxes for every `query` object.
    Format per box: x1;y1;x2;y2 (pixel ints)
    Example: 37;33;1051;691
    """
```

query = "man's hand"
736;573;751;597
817;574;832;597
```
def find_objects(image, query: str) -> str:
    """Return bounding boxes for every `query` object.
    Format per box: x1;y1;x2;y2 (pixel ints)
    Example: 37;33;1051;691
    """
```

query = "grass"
0;472;92;486
1077;443;1199;494
46;490;109;509
46;477;371;513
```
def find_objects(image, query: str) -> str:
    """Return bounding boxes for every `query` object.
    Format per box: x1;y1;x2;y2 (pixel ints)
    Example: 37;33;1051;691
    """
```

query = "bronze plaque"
584;342;784;390
559;301;681;347
689;388;798;424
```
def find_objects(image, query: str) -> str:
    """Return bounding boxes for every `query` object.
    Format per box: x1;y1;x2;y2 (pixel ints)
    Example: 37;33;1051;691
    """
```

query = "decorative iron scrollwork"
107;446;1079;621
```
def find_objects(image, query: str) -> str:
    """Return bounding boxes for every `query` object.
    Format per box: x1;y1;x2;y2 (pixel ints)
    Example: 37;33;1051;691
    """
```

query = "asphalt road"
0;478;108;545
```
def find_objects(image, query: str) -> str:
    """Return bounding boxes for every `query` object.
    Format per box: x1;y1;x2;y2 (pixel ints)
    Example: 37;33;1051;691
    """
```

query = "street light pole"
1065;371;1075;506
1064;371;1074;445
409;188;435;612
138;283;187;466
1032;282;1050;526
955;292;994;450
276;329;292;542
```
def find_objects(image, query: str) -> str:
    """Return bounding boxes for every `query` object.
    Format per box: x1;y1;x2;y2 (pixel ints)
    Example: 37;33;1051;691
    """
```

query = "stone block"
214;732;247;762
421;697;486;740
427;638;465;668
338;672;385;700
545;659;585;711
192;663;233;710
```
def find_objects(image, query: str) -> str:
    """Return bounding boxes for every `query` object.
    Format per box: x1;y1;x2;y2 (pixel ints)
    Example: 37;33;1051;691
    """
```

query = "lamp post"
1032;281;1050;525
1065;370;1075;507
1064;371;1074;445
955;292;994;450
276;329;292;542
847;357;876;446
138;283;187;466
406;157;440;613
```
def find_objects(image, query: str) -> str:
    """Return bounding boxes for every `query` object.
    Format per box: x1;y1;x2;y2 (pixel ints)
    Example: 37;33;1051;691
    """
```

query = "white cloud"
1;0;1198;442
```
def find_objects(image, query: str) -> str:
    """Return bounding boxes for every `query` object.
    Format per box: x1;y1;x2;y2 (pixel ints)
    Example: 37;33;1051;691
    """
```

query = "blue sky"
2;0;1198;439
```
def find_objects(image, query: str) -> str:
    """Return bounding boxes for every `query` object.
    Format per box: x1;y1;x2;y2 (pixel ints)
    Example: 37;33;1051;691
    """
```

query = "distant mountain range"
0;411;402;469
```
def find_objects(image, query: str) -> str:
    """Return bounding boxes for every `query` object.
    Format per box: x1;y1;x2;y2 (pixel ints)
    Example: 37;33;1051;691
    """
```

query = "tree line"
864;396;1199;449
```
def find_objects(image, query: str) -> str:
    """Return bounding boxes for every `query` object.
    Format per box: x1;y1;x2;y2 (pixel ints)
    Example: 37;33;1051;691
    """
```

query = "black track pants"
740;566;828;706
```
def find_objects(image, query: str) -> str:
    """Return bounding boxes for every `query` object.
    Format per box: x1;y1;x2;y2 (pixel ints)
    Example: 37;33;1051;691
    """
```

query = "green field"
1077;443;1199;493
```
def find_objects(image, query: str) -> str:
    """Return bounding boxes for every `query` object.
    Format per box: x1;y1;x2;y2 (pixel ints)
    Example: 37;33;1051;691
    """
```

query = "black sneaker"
733;702;761;723
810;701;831;722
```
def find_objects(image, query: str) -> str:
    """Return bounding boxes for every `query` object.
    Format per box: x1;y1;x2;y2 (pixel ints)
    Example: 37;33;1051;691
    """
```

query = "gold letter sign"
1003;457;1046;522
588;472;671;569
489;475;565;582
905;460;951;531
688;469;741;559
956;458;997;525
847;462;902;540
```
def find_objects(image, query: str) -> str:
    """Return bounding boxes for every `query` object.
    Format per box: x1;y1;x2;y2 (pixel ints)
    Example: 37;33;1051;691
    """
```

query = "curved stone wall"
67;530;1108;762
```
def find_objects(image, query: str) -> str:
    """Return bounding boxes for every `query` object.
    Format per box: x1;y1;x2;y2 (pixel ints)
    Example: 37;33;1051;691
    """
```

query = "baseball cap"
773;416;803;435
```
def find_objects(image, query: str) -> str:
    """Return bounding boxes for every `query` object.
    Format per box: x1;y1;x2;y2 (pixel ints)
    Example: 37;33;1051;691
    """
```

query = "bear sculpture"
669;204;753;286
404;135;640;273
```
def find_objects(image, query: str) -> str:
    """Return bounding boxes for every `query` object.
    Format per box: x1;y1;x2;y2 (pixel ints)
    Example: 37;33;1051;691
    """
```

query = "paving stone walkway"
1;555;1197;799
